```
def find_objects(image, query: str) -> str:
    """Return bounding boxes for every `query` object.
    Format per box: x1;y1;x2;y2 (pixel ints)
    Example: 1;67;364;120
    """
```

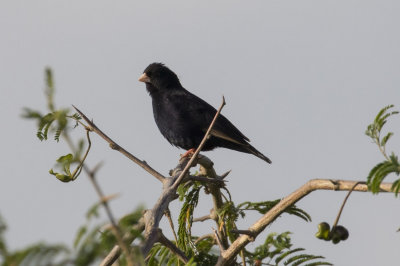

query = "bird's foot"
181;148;196;159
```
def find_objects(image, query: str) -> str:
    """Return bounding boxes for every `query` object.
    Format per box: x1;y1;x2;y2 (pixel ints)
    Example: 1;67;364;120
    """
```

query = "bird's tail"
246;144;272;164
215;138;272;164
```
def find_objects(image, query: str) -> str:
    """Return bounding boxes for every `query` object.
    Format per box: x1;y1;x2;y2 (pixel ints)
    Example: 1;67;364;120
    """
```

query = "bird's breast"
152;97;202;149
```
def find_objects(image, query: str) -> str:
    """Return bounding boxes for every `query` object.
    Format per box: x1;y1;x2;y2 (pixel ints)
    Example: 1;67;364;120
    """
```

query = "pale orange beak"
138;73;151;83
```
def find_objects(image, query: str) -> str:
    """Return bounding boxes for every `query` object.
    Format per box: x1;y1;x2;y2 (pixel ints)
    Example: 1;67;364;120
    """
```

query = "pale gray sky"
1;1;399;265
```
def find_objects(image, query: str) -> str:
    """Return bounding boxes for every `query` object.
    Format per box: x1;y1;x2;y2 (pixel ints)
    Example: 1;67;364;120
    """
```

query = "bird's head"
139;63;181;94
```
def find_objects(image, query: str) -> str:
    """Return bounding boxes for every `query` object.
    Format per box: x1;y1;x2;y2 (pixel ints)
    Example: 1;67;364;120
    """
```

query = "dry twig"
73;105;166;182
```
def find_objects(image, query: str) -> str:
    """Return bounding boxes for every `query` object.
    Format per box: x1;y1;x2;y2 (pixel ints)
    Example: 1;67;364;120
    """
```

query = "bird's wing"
209;128;244;145
176;89;251;144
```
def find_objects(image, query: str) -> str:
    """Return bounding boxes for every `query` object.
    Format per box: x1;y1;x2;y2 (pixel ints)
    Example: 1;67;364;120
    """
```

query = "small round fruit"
315;222;331;240
335;225;349;241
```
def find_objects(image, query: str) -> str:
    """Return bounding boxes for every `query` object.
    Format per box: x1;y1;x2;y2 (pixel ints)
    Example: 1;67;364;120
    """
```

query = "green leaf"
391;179;400;197
238;200;311;222
381;132;394;146
21;108;43;120
74;226;87;248
56;153;73;163
45;67;55;111
249;232;331;265
86;202;100;220
177;184;201;256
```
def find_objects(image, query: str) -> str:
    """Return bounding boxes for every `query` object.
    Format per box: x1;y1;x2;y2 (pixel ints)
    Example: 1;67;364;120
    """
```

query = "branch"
72;105;166;182
187;175;226;186
63;131;135;265
198;152;230;249
157;229;189;264
193;214;212;223
216;179;394;265
100;217;146;266
213;228;225;252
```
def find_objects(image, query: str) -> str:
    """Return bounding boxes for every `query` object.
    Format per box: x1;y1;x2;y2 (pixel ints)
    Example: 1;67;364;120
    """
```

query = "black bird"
138;63;271;164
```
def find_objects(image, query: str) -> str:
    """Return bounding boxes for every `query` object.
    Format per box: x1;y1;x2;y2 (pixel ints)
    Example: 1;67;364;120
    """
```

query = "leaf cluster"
0;213;70;266
365;105;400;195
22;68;86;183
237;200;312;222
0;204;145;266
173;177;318;265
247;232;332;266
177;182;201;256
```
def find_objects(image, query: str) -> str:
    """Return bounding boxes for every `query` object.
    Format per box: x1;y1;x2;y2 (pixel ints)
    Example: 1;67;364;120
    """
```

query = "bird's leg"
181;148;196;158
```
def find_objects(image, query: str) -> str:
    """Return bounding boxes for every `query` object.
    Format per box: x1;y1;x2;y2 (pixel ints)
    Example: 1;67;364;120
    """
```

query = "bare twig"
165;208;179;244
193;214;212;223
83;131;135;265
72;105;166;182
157;229;189;264
63;131;137;265
240;249;246;266
216;179;394;265
100;218;146;266
187;175;226;186
213;228;225;252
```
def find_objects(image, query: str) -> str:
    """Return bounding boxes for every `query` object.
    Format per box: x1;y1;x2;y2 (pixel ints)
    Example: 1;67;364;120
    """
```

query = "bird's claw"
181;148;196;158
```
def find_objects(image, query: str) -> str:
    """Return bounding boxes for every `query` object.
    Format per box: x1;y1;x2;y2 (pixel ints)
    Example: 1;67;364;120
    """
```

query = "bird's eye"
146;71;152;77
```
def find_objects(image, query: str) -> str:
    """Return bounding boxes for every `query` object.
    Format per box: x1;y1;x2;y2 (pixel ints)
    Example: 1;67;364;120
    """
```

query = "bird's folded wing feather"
177;90;251;144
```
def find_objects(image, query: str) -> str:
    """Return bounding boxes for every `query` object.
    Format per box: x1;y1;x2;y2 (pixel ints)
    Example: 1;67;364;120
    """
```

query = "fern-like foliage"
22;68;86;182
0;213;69;266
247;232;332;266
237;200;312;222
22;68;82;142
0;205;144;266
177;182;202;256
72;204;144;266
148;236;218;266
365;104;400;195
